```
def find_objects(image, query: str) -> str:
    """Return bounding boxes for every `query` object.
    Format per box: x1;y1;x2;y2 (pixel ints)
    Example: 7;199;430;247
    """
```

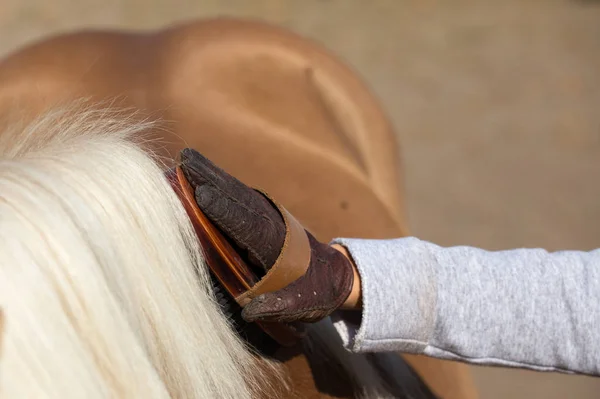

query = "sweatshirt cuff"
329;237;438;354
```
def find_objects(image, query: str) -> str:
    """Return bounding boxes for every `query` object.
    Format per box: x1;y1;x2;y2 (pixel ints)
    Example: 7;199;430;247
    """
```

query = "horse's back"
0;19;407;240
0;18;477;399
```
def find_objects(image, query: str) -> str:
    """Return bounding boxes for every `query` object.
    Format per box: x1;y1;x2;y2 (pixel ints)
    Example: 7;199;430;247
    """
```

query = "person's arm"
330;237;600;376
332;244;362;309
175;148;600;376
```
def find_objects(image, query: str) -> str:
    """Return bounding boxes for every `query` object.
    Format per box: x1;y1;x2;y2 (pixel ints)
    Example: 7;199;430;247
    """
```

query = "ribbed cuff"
329;237;438;354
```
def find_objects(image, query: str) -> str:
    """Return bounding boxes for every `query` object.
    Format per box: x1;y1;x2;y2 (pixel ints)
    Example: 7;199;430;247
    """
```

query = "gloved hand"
179;148;361;323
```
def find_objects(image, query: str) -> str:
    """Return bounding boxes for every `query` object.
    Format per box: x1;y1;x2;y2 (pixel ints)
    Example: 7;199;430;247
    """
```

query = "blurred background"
1;0;599;397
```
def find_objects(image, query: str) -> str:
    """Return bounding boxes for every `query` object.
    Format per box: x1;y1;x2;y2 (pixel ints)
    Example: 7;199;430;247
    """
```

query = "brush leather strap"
236;191;311;307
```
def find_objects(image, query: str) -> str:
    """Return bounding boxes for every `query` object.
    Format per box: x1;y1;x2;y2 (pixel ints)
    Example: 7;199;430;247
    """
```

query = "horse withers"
0;18;478;399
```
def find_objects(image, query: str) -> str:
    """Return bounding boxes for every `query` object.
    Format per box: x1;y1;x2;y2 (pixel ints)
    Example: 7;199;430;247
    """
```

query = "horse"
0;18;478;398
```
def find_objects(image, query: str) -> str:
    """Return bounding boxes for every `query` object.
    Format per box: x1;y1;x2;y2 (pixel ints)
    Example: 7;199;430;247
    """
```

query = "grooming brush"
166;166;306;348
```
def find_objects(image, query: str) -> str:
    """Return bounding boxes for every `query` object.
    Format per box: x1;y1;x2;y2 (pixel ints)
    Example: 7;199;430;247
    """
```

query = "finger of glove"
180;148;253;200
195;185;284;271
181;148;281;227
180;148;285;269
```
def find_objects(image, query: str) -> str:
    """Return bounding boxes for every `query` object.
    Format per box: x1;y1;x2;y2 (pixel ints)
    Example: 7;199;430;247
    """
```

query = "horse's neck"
0;19;477;398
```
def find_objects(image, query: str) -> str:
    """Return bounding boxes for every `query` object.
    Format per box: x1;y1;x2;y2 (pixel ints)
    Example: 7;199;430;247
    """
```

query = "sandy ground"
1;0;599;397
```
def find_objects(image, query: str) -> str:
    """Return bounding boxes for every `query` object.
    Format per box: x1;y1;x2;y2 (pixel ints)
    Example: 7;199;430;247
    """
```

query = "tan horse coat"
0;18;477;399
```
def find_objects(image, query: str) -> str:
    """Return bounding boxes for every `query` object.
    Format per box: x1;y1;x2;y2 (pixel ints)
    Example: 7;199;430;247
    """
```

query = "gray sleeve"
329;237;600;375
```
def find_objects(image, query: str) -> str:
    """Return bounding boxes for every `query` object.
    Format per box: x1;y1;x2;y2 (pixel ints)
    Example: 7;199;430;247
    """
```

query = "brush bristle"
210;273;278;355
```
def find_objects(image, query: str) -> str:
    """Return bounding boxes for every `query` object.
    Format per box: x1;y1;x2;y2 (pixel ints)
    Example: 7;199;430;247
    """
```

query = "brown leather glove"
180;148;355;323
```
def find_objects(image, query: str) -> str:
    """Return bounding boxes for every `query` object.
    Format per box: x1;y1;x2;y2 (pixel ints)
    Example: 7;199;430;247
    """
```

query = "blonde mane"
0;105;418;399
0;107;265;398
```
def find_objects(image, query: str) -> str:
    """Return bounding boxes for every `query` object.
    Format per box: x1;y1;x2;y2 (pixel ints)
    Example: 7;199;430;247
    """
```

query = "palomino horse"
0;18;478;398
0;105;435;398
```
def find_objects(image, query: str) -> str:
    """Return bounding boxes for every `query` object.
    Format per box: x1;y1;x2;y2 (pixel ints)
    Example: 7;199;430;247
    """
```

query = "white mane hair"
0;106;271;399
0;104;409;399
